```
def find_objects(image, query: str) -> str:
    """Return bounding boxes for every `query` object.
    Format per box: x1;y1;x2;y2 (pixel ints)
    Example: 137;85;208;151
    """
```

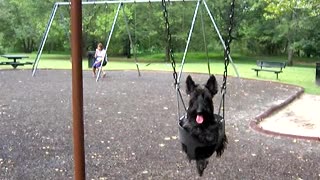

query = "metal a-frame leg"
122;5;141;77
32;3;60;77
202;0;239;78
96;3;122;82
177;0;201;83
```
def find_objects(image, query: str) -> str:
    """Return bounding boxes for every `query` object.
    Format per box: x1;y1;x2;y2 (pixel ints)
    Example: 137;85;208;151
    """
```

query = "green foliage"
0;33;5;54
237;0;320;62
0;0;56;52
0;0;319;63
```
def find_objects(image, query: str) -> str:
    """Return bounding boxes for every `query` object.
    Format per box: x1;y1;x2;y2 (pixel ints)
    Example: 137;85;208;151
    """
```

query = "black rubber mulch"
0;70;318;179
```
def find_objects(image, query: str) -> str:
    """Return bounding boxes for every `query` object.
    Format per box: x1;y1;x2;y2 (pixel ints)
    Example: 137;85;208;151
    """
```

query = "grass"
1;52;319;95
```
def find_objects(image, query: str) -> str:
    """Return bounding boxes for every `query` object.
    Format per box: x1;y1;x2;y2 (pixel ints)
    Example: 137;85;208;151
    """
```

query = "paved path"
0;70;319;179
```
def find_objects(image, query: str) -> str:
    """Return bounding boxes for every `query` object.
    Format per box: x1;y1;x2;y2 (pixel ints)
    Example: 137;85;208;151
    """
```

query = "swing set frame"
32;0;195;79
31;0;238;81
161;0;236;163
42;0;238;178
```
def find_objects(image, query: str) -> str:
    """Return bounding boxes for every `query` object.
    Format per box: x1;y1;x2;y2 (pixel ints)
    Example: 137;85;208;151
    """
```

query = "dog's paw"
196;159;208;176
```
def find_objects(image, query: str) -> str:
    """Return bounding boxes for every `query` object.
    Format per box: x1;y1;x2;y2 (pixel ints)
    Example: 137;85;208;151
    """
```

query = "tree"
0;0;57;53
1;0;319;60
263;0;320;65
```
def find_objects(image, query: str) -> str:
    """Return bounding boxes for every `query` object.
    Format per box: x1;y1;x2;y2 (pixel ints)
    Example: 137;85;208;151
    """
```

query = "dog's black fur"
181;75;227;176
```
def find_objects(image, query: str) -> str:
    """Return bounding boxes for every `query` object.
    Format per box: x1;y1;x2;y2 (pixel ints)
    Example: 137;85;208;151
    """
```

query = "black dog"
181;75;227;176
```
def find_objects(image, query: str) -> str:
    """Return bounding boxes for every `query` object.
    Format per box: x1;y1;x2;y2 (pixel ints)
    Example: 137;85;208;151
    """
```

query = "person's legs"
92;66;96;77
92;59;101;77
102;69;106;78
97;67;106;78
93;66;106;78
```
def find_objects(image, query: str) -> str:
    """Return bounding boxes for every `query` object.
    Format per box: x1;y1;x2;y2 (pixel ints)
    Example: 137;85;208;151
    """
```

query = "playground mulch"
0;69;319;179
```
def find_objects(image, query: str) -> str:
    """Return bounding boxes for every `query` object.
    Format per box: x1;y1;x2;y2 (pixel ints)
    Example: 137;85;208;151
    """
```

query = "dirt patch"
259;94;320;138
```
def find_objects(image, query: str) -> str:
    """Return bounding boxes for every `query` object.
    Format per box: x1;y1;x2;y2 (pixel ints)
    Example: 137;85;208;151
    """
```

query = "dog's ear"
186;75;196;95
205;75;218;96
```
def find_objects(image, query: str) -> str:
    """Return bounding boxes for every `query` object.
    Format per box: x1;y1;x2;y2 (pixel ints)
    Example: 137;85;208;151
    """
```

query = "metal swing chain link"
162;0;178;86
220;0;235;117
221;0;235;94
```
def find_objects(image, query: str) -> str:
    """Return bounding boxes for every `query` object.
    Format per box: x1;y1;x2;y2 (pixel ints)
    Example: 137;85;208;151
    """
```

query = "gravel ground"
0;69;319;180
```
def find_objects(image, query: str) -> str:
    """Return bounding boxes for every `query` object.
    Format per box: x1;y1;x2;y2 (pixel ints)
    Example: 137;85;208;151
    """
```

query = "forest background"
0;0;319;65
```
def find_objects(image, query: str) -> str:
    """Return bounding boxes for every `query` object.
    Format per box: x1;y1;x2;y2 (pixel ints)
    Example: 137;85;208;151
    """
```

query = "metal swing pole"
202;0;239;78
177;0;201;84
32;3;59;77
199;3;211;76
122;4;141;76
96;3;122;82
70;0;85;179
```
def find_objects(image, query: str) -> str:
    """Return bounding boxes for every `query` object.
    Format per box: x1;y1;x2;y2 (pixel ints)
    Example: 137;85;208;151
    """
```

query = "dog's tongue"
196;115;204;124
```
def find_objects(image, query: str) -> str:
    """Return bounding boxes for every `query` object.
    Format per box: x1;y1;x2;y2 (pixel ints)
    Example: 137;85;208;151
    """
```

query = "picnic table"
0;54;33;69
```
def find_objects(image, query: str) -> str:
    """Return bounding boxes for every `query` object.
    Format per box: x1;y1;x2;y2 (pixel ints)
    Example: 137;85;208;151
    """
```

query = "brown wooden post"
70;0;86;179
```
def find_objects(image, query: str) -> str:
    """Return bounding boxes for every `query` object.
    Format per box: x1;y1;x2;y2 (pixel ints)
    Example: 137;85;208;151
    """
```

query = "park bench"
252;60;286;79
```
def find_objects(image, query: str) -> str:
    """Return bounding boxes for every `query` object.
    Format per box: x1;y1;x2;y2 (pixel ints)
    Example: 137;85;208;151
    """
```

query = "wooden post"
71;0;86;179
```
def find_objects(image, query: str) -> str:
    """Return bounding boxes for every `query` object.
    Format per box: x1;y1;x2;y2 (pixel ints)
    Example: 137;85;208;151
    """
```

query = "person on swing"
92;42;107;78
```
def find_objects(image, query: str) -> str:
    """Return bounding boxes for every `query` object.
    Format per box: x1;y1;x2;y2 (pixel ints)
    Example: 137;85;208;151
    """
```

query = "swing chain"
221;0;235;95
219;0;235;118
162;0;178;86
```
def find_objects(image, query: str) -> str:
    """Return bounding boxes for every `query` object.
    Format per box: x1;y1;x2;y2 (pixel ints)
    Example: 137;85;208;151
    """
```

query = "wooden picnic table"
0;54;32;69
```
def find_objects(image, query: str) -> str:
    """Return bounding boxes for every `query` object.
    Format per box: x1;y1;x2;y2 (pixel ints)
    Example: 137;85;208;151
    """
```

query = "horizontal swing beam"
56;0;197;6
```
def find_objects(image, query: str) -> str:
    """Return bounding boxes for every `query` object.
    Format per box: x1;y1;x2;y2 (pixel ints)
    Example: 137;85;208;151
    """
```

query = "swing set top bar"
56;0;197;6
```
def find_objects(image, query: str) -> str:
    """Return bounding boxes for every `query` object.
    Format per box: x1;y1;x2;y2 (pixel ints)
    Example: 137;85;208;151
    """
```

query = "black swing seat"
178;114;225;160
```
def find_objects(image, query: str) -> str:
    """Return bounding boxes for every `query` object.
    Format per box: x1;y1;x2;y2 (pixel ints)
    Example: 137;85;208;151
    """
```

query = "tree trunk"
287;4;297;67
23;38;34;53
287;46;293;66
287;31;294;66
123;38;131;58
165;46;170;63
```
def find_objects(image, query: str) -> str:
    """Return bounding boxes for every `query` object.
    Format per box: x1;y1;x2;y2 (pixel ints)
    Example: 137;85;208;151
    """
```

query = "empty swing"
161;0;237;176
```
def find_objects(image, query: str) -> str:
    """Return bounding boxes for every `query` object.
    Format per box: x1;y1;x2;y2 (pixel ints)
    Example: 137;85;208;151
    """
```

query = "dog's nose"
197;104;204;114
